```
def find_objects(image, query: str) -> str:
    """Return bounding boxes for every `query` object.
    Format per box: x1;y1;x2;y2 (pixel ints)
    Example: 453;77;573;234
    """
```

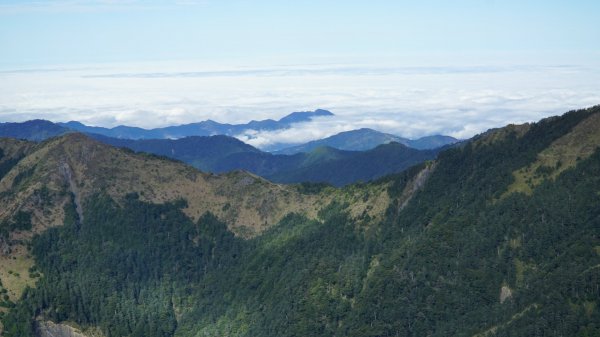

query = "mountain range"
0;110;458;153
0;120;68;142
88;133;440;186
0;110;336;144
0;106;598;336
275;128;458;154
1;106;600;336
60;109;335;139
0;111;457;186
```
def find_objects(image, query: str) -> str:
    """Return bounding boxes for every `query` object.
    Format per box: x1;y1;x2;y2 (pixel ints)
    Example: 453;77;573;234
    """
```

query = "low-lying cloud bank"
1;62;599;148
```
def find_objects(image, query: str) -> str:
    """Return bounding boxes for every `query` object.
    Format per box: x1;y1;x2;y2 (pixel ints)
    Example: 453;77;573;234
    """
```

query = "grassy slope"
0;134;392;237
0;134;391;319
505;111;600;196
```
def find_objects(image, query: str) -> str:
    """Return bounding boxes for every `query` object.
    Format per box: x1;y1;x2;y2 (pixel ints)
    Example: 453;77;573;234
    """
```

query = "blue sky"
0;0;599;147
2;0;599;66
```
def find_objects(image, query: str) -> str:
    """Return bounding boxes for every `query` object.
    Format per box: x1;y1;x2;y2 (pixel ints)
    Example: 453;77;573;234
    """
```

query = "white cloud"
0;62;599;148
236;117;356;149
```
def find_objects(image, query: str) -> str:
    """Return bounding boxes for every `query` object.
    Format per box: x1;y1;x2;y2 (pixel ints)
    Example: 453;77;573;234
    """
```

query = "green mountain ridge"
0;120;446;186
274;128;458;154
265;142;437;186
88;134;438;187
0;106;598;336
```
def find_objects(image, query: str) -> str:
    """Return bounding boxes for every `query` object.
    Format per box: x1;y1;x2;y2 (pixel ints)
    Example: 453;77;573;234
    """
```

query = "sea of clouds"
1;61;599;149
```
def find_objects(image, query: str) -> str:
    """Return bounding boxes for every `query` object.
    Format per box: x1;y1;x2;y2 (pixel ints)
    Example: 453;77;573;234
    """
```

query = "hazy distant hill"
0;119;69;141
274;128;408;154
405;134;459;149
0;112;456;157
59;109;334;139
275;128;458;154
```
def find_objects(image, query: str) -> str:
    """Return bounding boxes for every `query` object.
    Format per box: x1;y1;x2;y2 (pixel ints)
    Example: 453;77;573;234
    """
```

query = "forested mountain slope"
87;133;263;173
0;106;598;336
0;122;441;187
264;142;437;186
89;134;438;186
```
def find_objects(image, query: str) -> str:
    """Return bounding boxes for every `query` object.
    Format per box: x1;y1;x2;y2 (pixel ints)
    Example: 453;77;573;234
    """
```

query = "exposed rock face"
58;161;84;223
399;162;436;210
35;321;90;337
500;285;513;304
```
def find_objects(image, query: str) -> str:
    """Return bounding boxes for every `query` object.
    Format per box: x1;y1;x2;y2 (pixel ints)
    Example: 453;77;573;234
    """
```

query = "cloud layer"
0;62;599;148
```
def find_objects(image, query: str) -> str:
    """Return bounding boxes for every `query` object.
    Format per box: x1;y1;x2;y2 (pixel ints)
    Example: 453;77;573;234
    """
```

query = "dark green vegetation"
89;134;262;172
1;106;600;336
0;149;22;181
265;143;438;186
0;139;34;183
90;134;439;187
0;211;32;239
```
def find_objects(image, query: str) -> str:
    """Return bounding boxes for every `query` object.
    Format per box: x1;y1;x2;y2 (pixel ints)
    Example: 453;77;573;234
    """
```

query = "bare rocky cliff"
35;321;100;337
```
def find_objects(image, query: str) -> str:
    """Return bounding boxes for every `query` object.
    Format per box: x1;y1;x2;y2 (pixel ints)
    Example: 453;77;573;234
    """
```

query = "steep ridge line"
503;110;600;197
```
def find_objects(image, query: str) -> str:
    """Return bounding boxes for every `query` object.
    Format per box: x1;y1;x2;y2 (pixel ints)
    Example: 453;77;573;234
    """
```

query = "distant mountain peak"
55;109;334;140
314;108;334;115
273;128;407;154
0;119;70;141
272;128;458;154
278;109;334;124
63;121;86;127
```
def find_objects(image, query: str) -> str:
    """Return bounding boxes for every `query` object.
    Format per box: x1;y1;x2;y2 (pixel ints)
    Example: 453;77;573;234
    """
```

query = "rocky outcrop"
398;162;436;210
500;285;513;304
58;161;84;224
35;321;98;337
